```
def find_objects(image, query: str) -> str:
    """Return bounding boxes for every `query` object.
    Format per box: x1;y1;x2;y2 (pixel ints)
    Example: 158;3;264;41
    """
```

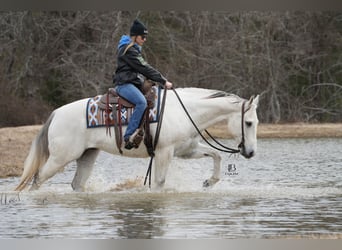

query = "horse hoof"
203;177;219;187
203;180;210;187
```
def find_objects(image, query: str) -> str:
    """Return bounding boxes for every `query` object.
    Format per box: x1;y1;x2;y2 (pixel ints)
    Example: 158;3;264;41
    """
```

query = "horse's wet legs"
154;147;173;188
30;156;70;190
185;143;222;187
206;148;222;186
72;148;99;191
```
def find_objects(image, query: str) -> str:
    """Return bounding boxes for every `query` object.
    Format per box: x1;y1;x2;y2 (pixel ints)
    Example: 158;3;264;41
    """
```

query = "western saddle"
98;83;156;154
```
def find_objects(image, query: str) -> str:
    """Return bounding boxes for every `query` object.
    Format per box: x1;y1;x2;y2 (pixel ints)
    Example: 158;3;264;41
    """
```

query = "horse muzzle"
238;142;255;159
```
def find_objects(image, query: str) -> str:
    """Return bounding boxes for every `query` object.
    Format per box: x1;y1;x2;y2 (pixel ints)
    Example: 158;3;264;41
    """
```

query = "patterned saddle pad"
86;86;161;128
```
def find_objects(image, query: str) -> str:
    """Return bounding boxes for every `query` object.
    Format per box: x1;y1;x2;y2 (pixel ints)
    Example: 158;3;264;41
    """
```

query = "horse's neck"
197;99;238;128
177;90;240;130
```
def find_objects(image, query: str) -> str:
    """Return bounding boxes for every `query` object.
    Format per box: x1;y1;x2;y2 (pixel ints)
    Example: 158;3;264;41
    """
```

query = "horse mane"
206;90;244;104
176;87;245;103
207;90;227;98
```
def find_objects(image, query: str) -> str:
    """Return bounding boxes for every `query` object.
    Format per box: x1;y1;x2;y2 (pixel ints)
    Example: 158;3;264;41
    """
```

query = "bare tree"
0;11;341;127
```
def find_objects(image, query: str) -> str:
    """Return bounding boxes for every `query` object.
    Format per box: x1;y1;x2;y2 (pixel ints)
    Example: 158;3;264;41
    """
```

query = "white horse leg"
200;144;222;187
178;142;222;187
30;155;71;190
30;136;85;190
71;148;100;191
154;146;174;188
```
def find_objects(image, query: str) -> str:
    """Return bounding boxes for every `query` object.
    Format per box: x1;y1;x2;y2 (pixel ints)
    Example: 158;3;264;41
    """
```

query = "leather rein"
172;88;248;154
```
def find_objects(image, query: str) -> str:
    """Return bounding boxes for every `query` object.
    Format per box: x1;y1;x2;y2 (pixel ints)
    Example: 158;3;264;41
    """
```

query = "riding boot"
124;128;144;149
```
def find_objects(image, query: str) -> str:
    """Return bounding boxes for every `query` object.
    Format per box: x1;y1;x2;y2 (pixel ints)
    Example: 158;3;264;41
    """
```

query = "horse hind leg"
71;148;99;192
30;155;70;191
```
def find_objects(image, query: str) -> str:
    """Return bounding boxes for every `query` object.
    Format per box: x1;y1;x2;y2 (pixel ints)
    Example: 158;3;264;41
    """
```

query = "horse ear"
253;95;259;107
248;95;255;105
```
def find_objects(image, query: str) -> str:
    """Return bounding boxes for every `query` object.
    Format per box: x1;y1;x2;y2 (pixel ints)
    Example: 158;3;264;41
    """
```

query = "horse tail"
15;112;55;191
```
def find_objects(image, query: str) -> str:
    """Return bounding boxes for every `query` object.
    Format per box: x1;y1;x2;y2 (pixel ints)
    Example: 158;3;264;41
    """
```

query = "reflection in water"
0;138;341;238
110;198;165;238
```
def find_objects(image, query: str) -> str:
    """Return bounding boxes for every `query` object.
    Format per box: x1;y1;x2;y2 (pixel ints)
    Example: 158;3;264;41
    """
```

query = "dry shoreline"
1;123;341;178
208;122;342;139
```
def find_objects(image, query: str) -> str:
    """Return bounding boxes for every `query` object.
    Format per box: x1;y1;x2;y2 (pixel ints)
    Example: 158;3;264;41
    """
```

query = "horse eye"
245;121;252;127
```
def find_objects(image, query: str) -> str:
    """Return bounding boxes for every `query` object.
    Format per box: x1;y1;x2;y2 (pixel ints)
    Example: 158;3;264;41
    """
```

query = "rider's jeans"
115;83;147;140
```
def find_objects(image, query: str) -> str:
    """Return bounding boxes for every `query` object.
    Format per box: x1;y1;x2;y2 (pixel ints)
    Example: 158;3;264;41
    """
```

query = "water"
0;138;341;238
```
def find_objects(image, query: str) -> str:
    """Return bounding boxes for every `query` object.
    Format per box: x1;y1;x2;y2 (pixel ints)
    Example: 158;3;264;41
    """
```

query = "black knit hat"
130;19;148;36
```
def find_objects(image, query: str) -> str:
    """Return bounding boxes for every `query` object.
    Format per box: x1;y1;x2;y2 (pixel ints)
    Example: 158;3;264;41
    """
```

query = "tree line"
0;11;341;127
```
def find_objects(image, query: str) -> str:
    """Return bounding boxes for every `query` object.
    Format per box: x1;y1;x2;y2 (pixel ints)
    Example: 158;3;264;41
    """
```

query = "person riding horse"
113;19;173;149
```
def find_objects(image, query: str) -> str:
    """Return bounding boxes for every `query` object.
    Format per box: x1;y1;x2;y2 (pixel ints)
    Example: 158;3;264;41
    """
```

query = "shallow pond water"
0;138;341;238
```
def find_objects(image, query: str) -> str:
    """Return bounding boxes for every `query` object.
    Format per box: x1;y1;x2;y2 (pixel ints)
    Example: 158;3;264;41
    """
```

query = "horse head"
228;95;259;158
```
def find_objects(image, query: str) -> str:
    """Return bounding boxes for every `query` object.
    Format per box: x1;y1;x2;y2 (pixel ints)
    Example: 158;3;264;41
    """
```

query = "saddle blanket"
86;86;161;128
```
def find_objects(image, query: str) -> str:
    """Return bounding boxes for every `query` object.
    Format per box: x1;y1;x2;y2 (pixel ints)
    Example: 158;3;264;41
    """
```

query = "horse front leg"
199;143;222;187
153;146;174;189
178;142;222;187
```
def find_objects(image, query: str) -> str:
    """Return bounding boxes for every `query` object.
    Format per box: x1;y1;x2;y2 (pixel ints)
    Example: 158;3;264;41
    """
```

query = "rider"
113;19;173;150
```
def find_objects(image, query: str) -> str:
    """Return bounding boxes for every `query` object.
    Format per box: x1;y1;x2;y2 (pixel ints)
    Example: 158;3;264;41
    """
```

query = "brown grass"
1;123;341;178
0;125;41;178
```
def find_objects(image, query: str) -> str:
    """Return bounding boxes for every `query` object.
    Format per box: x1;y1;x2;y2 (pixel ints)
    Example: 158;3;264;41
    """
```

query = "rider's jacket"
113;35;167;88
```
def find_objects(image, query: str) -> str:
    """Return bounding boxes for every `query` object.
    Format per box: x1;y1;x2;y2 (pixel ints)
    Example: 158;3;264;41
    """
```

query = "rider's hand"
165;81;173;89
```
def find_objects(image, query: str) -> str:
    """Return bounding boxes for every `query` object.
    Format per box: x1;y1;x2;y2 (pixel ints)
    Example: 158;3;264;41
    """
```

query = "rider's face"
136;35;147;46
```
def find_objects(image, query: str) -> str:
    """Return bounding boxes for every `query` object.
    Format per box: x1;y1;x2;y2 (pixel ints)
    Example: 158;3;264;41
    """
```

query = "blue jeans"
115;83;147;140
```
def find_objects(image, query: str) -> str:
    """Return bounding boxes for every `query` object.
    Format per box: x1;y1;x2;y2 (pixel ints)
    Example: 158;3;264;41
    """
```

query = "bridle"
237;101;248;153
